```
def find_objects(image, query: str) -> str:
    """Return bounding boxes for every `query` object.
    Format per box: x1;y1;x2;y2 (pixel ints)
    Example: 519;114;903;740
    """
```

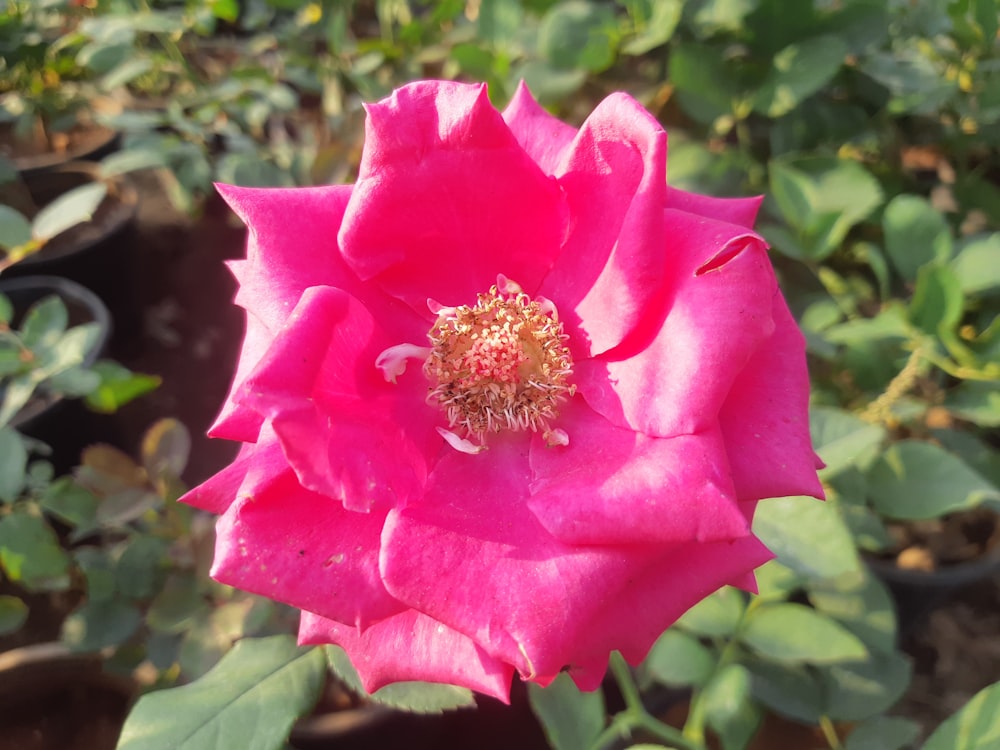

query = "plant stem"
589;652;703;750
818;715;843;750
859;344;927;425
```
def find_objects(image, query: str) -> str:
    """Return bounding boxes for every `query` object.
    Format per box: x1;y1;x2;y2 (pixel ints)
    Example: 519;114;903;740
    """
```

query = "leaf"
62;599;142;651
141;418;190;480
100;148;168;178
0;426;28;502
810;407;887;477
0;205;32;250
946;381;1000;427
819;650;912;722
0;594;28;635
844;716;920;750
31;183;108;242
644;629;716;688
84;360;161;413
807;570;898;655
909;263;964;335
702;664;762;750
745;658;824;723
675;586;745;637
39;477;100;529
866;440;1000;520
537;0;618;73
753;35;847;118
951;234;1000;296
922;679;1000;749
117;636;327;750
324;645;476;713
669;43;740;125
753;495;861;580
19;296;68;349
741;603;868;664
0;511;71;590
622;0;682;55
116;535;169;600
882;195;954;281
527;671;606;750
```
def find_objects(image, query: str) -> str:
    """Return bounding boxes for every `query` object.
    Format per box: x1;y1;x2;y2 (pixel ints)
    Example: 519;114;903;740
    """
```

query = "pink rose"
183;80;824;702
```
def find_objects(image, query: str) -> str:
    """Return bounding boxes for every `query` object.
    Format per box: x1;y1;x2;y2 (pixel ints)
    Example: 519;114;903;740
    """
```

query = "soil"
884;508;1000;571
2;172;998;748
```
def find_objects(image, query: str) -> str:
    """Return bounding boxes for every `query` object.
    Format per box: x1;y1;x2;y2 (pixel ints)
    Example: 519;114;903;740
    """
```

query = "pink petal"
528;400;749;545
665;187;763;229
298;610;514;703
719;294;826;500
565;535;774;689
381;436;677;682
180;438;269;514
540;92;668;357
576;214;775;437
211;441;405;629
210;184;426;442
237;286;440;511
338;81;566;308
501;81;577;175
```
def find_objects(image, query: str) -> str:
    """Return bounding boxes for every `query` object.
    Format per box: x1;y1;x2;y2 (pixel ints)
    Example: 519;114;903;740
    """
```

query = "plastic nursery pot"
1;275;114;473
0;101;122;176
5;162;140;340
288;676;394;750
865;508;1000;638
0;642;135;750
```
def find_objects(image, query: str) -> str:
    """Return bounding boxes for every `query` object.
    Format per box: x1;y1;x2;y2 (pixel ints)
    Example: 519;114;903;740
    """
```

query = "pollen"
424;278;575;447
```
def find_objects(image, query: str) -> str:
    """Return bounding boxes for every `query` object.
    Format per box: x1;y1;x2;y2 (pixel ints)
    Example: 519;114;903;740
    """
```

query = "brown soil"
886;508;1000;572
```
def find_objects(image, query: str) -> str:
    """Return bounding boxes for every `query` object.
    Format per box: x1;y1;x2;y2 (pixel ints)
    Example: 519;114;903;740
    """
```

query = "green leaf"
882;195;954;281
62;599;142;651
0;294;11;324
324;646;476;713
537;0;618;73
923;679;1000;749
527;671;605;750
622;0;682;55
84;361;161;413
951;234;1000;296
101;148;168;178
676;586;745;637
141;417;190;480
844;716;920;750
644;629;716;688
702;664;761;750
745;658;824;723
117;636;326;750
810;406;887;476
147;574;204;634
808;570;897;655
741;603;868;664
0;511;71;590
753;496;861;580
866;440;1000;520
0;426;28;502
753;35;847;118
31;183;108;242
909;263;964;335
946;381;1000;427
819;650;912;722
19;296;68;349
0;205;32;250
669;43;740;125
0;594;28;635
116;536;169;600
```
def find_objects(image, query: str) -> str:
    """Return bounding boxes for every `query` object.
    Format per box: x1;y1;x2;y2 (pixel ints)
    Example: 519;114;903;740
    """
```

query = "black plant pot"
5;163;141;342
1;275;116;473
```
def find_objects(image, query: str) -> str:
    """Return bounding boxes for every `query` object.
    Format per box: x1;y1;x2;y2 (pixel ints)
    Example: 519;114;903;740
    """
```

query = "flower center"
424;278;574;448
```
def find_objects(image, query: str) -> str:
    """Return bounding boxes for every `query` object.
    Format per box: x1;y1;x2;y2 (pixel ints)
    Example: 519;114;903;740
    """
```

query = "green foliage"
527;672;606;750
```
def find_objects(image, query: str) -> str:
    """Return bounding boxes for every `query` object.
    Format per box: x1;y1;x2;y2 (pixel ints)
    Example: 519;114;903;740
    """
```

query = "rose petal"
577;214;775;437
665;186;763;229
180;438;266;514
565;534;773;689
540;92;668;357
528;399;749;545
381;437;674;682
298;610;514;703
211;184;425;441
339;80;566;308
501;81;577;175
238;285;440;511
719;294;826;500
211;442;405;629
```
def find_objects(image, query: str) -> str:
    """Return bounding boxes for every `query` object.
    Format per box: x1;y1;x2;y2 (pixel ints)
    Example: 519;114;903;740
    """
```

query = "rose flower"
182;80;824;702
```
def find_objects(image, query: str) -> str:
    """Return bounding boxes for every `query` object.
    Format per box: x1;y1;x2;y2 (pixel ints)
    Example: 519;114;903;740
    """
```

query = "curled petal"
665;186;763;229
501;81;578;175
238;286;440;510
577;213;775;437
541;92;669;357
528;400;749;545
210;441;405;629
299;610;515;703
339;80;566;308
719;295;826;501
